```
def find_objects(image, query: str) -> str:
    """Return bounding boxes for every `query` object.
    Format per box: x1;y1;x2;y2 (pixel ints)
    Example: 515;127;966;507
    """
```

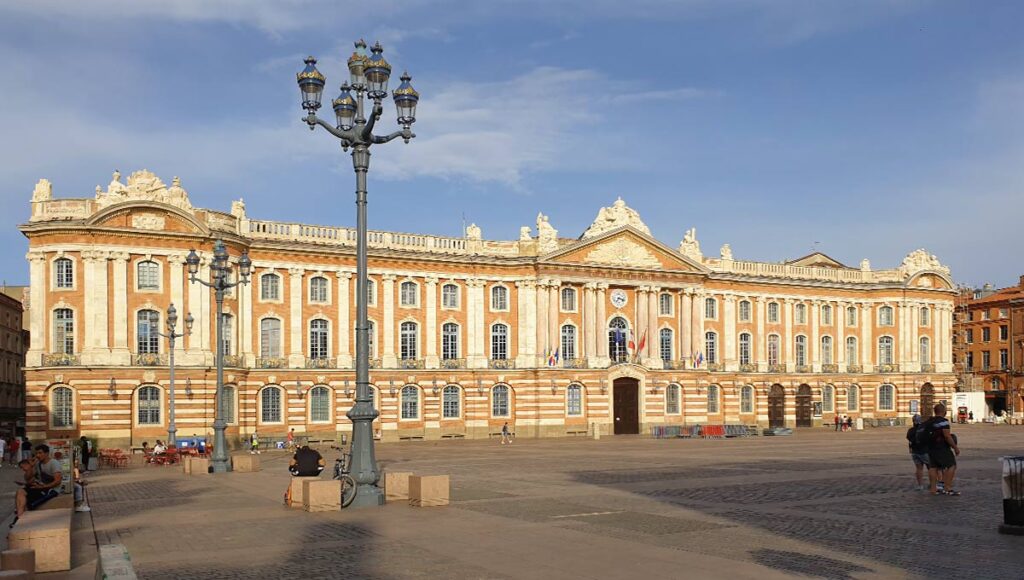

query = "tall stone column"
646;286;660;365
810;299;820;372
724;294;737;371
199;260;213;363
381;274;397;368
755;296;766;370
536;280;549;366
25;251;46;366
596;283;608;365
691;290;704;367
110;252;130;364
336;272;352;367
168;254;186;360
425;275;439;367
681;289;693;363
783;299;794;371
584;283;597;361
288;268;305;368
861;303;872;368
515;280;537;368
473;280;487;368
81;250;110;364
548;281;560;359
910;302;920;367
836;301;846;370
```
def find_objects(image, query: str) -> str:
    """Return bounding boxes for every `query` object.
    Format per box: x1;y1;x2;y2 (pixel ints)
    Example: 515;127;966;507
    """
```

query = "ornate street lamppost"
296;39;418;507
185;240;252;473
151;303;193;447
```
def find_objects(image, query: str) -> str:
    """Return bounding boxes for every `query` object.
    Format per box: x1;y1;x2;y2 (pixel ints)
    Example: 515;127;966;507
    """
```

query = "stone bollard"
1;548;34;579
302;480;341;512
231;454;260;472
409;475;449;507
289;477;319;508
592;422;600;440
384;472;412;502
188;457;210;475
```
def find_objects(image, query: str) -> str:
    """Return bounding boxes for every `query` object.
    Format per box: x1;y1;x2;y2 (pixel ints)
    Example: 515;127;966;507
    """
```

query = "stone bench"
7;508;71;572
288;476;320;508
37;493;74;511
409;475;449;507
302;480;340;512
231;454;260;472
384;471;413;502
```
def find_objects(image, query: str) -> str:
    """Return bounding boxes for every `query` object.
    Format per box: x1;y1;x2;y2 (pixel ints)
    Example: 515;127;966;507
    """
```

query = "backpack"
913;423;932;448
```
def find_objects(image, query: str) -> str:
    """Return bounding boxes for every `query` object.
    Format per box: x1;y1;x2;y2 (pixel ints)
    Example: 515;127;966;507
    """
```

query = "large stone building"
953;276;1024;416
21;170;956;447
0;287;28;437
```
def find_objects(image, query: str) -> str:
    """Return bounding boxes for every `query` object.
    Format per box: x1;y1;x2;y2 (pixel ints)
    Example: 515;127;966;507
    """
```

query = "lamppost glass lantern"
364;42;392;99
297;56;326;112
238;250;252;278
185;249;200;275
185;312;195;332
348;39;368;88
392;72;419;127
333;84;358;130
167;303;178;330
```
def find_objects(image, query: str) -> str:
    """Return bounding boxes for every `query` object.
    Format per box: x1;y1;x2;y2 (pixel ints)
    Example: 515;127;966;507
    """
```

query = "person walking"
845;416;853;432
8;437;19;466
287;428;295;449
250;431;260;455
834;415;840;432
924;403;960;495
500;422;512;445
0;436;7;468
906;414;930;490
78;436;91;473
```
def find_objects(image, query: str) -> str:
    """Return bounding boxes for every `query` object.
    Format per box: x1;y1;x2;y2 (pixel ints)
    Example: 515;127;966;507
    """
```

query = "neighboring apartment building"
20;170;956;447
0;287;28;436
954;276;1024;416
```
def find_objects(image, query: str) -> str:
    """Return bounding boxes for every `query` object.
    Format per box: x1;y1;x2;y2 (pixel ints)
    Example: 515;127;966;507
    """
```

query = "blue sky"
0;0;1021;288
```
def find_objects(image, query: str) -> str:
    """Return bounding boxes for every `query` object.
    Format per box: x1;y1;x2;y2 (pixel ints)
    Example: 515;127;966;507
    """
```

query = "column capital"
335;270;353;279
81;249;109;263
596;282;609;291
583;282;598;291
515;279;537;289
25;251;46;263
724;295;738;304
167;254;187;266
425;275;439;285
288;267;305;278
381;273;398;282
466;278;486;288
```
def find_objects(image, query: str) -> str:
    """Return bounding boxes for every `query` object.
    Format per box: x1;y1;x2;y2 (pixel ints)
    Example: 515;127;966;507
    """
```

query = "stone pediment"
787;252;848;269
94;170;193;212
542;227;707;273
86;202;210;235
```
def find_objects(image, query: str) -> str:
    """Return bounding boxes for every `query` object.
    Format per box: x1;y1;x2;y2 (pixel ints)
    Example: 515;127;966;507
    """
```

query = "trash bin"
999;456;1024;535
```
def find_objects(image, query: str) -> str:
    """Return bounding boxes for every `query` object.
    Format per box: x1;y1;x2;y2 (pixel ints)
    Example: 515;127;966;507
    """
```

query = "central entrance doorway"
796;384;812;427
768;384;785;428
613;378;640;434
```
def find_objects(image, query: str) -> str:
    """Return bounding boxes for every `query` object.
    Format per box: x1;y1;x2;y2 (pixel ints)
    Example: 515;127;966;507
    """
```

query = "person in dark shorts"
925;403;961;495
906;414;930;490
289;445;325;477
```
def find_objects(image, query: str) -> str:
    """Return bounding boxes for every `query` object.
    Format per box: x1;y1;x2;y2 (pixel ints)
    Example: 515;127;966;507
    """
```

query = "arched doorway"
796;384;812;427
608;317;628;364
612;377;639;434
920;384;934;419
768;384;785;428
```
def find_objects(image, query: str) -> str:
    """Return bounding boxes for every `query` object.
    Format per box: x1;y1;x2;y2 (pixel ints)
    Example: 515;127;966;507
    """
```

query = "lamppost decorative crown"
364;42;392;98
348;39;368;88
333;84;358;129
392;72;419;126
297;56;326;112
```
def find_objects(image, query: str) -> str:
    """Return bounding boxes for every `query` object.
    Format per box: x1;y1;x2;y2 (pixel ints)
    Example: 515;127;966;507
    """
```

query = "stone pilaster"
724;294;737;371
548;280;560;359
515;280;537;368
783;299;794;371
861;303;872;367
584;283;597;361
425;275;439;367
536;280;550;366
755;296;766;370
168;254;187;360
681;289;693;364
382;274;397;368
240;265;254;366
836;301;846;370
645;286;660;367
288;267;305;368
595;283;608;366
110;252;130;364
81;250;110;364
25;251;46;366
810;299;820;372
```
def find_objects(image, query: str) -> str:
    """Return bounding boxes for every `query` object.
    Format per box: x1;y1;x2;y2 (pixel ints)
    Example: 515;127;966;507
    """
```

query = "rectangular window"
740;387;753;414
999;308;1009;318
562;288;577;312
55;259;74;289
705;298;717;320
821;306;832;326
310;278;328;303
442;284;459;309
795;304;807;324
53;309;74;354
983;327;991;342
768;303;780;323
491;326;508;360
561;326;576;361
310;320;329;359
1000;325;1008;341
846;307;857;326
400;282;418;307
260;319;281;358
220;314;233;355
966;329;974;343
982;351;991;371
261;274;280;301
566;386;582;416
666;385;680;414
138;261;159;290
738;301;751;322
659;294;672;316
442;324;459;360
660;329;672;362
966;351;974;371
1000;349;1008;370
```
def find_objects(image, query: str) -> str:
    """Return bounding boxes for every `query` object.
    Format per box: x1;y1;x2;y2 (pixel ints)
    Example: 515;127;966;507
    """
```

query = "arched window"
821;336;833;365
260;318;282;358
660;293;673;316
221;385;236;424
767;334;780;366
608;317;628;363
561;325;576;360
879;305;894;326
823;384;834;413
442;323;459;360
848;385;860;411
795;335;807;366
55;258;74;289
707;384;720;414
705;331;717;364
441;284;459;309
566;384;583;416
442;385;461;418
738;300;751;322
920;336;931;365
666;384;681;414
920;307;930;326
561;288;577;312
846;306;858;326
400;281;418;307
992;377;1001;390
220;313;234;356
740;385;754;414
767;302;780;323
660;328;673;362
261;273;280;300
400;321;418;360
309;319;329;359
739;333;752;366
309;386;331;423
878;336;894;365
53;308;75;354
310;276;328;303
260;386;282;423
492;384;510;417
366;278;376;305
51;386;74;428
878;384;895;411
846;337;858;364
491;286;508;311
705;298;717;320
137;309;160;354
795;304;807;324
491;324;508;360
401;385;419;419
137;260;159;290
137;385;161;425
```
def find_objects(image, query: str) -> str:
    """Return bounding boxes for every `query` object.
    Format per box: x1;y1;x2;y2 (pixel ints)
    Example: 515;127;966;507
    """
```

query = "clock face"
610;289;628;309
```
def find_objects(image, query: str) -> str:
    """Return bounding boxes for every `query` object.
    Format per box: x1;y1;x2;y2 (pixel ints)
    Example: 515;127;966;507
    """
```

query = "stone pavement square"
2;425;1022;579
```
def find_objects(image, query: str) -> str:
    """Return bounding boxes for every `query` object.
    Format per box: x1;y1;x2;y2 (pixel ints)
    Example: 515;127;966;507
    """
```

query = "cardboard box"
384;471;413;502
302;479;340;512
289;477;319;509
7;508;71;572
232;454;260;472
409;475;449;507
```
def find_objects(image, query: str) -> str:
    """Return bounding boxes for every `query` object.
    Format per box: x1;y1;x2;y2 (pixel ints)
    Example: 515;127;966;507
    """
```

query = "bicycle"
331;446;358;508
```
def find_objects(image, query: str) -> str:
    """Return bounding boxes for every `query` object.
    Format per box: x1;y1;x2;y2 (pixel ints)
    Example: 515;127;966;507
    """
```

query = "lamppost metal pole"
296;40;418;508
185;240;251;473
152;304;193;447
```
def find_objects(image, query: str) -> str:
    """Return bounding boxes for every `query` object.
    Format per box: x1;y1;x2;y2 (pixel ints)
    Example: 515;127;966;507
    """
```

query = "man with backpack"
922;403;961;495
906;414;930;491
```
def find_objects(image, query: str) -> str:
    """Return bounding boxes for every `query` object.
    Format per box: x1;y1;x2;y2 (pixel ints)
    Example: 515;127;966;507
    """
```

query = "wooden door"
613;379;639;434
768;385;785;428
796;384;812;427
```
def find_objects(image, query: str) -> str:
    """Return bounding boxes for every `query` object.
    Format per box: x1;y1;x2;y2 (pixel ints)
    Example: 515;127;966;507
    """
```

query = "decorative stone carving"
900;249;950;276
465;223;481;240
132;213;166;231
231;198;247;219
720;244;733;260
860;259;871;271
678;227;702;261
519;226;532;241
584;238;661;269
32;179;53;202
581;198;651;239
94;169;194;211
536;213;559;253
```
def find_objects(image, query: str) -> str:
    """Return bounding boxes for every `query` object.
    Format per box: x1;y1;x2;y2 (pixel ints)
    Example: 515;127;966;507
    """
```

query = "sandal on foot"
945;489;961;496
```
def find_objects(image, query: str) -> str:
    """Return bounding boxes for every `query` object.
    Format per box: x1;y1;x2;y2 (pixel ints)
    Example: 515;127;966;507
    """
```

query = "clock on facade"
610;289;628;309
